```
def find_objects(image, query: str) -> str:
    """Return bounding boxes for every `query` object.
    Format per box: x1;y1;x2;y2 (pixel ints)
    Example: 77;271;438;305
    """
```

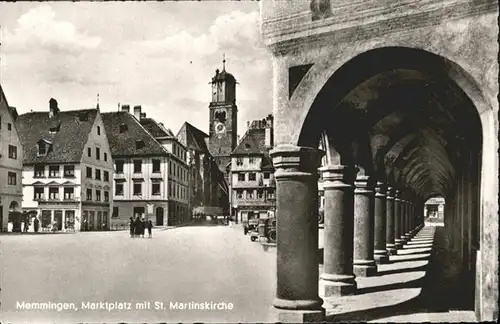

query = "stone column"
320;165;357;296
394;189;403;250
385;186;397;255
270;145;324;322
400;198;408;244
353;175;377;277
404;198;411;239
409;202;415;236
374;182;389;264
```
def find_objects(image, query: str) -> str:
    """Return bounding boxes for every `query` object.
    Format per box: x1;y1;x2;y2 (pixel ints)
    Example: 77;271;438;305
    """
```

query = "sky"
0;1;272;136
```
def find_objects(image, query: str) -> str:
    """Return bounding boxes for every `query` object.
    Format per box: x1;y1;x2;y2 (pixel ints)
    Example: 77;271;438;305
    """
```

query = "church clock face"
215;122;226;136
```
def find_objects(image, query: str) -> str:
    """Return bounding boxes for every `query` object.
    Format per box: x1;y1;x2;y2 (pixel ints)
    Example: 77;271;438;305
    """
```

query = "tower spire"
222;53;226;71
96;93;100;109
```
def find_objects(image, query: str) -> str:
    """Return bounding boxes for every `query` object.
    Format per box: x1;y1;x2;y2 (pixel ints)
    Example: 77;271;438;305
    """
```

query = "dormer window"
135;140;145;150
119;123;128;133
245;143;251;150
37;139;51;156
49;123;61;134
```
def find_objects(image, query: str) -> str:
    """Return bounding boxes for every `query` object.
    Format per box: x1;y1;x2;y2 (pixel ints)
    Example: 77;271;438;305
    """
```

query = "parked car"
243;218;259;237
258;217;277;243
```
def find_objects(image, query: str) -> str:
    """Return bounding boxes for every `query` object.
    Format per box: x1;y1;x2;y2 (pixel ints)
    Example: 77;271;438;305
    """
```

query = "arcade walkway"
319;224;476;323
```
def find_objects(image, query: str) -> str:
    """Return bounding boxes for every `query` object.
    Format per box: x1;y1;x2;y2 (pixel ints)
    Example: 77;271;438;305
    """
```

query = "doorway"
156;207;164;226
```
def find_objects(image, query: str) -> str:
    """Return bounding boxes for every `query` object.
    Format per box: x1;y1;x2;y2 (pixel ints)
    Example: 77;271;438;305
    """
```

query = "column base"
374;254;390;264
320;273;357;297
277;308;325;323
353;263;377;277
394;239;404;250
386;243;397;255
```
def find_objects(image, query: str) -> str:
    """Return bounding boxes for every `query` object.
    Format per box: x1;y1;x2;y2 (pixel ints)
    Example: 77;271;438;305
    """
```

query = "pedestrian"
129;216;135;238
141;218;146;238
147;220;153;238
23;218;29;232
134;216;143;238
34;217;40;233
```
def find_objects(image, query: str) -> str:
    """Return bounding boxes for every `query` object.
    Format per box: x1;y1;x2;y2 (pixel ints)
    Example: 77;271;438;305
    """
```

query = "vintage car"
243;218;259;236
257;217;277;243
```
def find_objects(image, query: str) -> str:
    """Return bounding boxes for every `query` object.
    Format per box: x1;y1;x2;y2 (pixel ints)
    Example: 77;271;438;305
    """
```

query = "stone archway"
267;46;496;322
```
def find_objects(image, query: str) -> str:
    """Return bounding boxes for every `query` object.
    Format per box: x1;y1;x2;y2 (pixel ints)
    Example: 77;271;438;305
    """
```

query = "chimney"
265;115;273;148
140;112;146;119
49;98;59;118
121;104;130;113
9;107;18;121
133;105;142;120
247;121;250;130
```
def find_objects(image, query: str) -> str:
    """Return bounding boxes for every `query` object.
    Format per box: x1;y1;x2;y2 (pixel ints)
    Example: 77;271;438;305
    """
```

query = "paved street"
0;225;276;323
1;224;476;323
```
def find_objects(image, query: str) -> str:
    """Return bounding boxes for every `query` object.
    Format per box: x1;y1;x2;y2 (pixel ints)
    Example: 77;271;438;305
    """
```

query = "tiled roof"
16;109;98;164
232;128;268;155
101;112;168;157
177;122;209;153
140;118;170;138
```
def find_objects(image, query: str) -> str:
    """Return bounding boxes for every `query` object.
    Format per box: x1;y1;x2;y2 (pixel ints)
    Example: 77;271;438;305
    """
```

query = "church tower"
208;55;238;173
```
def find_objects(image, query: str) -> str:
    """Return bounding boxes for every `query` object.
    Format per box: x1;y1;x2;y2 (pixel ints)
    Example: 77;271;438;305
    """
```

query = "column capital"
319;165;358;189
374;181;387;198
354;175;375;194
270;145;324;179
393;189;402;201
386;186;395;200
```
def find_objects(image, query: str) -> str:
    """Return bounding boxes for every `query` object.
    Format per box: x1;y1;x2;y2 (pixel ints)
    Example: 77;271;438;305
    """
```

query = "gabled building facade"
16;99;113;231
177;121;229;216
229;114;276;223
0;85;23;232
138;106;190;225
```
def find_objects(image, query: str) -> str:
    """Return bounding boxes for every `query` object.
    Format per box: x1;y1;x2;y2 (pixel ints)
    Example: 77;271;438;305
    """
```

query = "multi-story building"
0;85;23;232
138;107;190;225
229;115;275;223
16;98;113;231
177;121;229;217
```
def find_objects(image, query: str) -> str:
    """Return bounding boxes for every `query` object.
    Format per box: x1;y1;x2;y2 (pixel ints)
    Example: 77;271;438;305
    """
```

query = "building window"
7;172;16;185
238;173;245;181
86;189;92;200
95;169;101;180
135;140;145;150
104;152;108;162
249;156;255;164
49;165;60;178
263;172;270;179
115;183;124;196
96;190;101;201
236;157;243;166
87;147;91;157
152;159;161;173
115;160;124;174
64;165;75;177
119;123;128;133
86;167;92;178
133;160;142;173
257;189;264;199
34;187;44;200
97;126;101;135
8;145;17;159
96;147;100;160
49;187;59;200
8;123;12;131
34;165;45;178
267;189;275;199
104;191;109;202
249;173;256;181
64;187;74;200
133;182;142;195
112;207;119;218
236;189;243;199
104;171;109;182
152;183;161;196
38;142;48;156
247;190;254;199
